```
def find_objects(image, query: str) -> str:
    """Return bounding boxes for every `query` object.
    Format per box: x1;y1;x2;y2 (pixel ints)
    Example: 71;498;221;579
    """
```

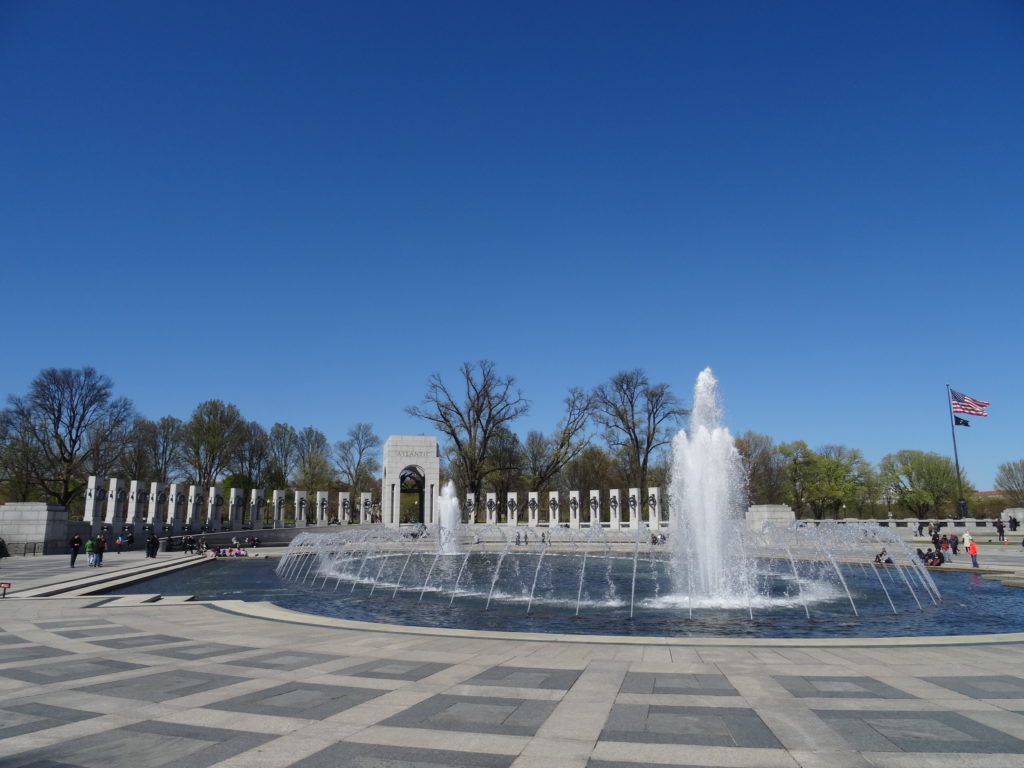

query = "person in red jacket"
968;538;979;568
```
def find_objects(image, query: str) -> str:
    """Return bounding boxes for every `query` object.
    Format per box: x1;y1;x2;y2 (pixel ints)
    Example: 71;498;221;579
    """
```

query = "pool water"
108;557;1024;639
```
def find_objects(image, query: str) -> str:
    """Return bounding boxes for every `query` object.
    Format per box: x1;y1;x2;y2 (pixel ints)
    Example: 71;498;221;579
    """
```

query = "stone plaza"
3;547;1024;767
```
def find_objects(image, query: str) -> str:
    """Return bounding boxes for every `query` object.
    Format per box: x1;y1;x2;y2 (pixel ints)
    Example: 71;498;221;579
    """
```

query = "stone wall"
0;502;69;555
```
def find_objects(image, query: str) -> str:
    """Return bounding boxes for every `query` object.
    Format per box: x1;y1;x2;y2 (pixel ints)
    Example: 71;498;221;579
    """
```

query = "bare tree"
180;400;244;489
294;426;334;490
151;415;184;483
231;421;272;489
268;422;298;485
406;361;530;498
995;460;1024;508
334;422;381;493
522;387;593;492
117;417;158;481
591;369;685;495
5;367;134;507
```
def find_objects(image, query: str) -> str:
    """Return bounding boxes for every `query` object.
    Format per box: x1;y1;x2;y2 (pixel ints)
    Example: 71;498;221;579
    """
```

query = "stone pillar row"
85;475;352;536
85;474;665;535
460;488;664;530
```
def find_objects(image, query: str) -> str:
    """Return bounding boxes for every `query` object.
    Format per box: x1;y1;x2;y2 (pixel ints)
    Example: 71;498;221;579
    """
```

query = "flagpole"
946;383;967;519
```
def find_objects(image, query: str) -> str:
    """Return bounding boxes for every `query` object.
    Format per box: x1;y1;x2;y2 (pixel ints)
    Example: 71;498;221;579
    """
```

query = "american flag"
951;389;990;417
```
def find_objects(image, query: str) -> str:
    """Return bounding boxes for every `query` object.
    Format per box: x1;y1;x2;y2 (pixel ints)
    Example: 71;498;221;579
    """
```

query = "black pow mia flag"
954;416;970;427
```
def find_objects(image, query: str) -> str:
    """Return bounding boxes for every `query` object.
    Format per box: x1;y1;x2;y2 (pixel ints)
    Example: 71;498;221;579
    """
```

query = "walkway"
2;548;1024;767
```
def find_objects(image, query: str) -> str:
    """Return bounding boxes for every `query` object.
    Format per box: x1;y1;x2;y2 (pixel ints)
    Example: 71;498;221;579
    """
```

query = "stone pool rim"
204;598;1024;647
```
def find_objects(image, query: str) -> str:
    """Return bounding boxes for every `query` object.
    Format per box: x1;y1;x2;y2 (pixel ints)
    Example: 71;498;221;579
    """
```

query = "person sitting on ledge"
874;549;893;564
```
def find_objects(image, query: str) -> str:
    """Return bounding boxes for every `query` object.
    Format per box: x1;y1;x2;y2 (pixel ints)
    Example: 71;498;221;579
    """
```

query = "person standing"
69;534;83;567
968;537;979;568
145;534;160;558
95;535;106;567
84;536;96;566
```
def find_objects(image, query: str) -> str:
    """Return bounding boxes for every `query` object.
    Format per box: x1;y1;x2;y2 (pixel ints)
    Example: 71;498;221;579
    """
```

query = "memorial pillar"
527;492;539;527
608;489;621;531
294;491;308;527
338;491;350;524
85;475;106;536
359;492;372;523
147;482;166;532
186;486;204;532
465;494;476;524
548;491;560;528
250;489;265;528
105;477;125;537
485;492;497;525
507;493;519;527
228;488;244;530
271;490;285;527
627;488;640;529
127;480;147;542
648;487;661;531
589;490;601;530
207;486;223;531
168;483;185;535
316;491;329;526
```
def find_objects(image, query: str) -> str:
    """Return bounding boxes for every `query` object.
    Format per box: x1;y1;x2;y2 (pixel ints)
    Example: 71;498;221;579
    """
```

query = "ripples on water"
109;556;1024;639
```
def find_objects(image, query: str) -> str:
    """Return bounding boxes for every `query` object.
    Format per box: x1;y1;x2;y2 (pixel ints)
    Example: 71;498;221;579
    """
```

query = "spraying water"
669;367;753;605
438;480;462;555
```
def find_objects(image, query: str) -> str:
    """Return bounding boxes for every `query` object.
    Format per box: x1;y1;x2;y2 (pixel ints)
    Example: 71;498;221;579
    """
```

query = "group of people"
913;530;979;568
68;532;161;565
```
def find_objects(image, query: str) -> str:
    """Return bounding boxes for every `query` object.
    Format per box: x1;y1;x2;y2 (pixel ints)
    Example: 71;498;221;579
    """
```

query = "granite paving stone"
813;709;1024;753
339;658;452;681
0;645;74;664
0;702;104;740
75;670;250;703
601;704;782;748
620;672;738;696
141;642;252;660
379;693;558;736
86;634;189;649
223;651;340;671
0;658;147;685
1;718;276;768
290;741;517;767
921;675;1024;699
462;665;582;690
772;675;917;699
204;681;387;720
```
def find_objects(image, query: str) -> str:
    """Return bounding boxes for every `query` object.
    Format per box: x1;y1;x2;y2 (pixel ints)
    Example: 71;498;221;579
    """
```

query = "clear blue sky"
2;1;1021;488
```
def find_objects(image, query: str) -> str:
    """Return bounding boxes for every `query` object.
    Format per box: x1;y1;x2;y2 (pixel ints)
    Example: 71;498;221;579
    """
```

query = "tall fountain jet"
669;367;753;605
437;480;462;555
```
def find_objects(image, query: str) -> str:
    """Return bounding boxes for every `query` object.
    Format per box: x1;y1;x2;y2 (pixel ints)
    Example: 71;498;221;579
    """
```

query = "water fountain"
272;369;955;638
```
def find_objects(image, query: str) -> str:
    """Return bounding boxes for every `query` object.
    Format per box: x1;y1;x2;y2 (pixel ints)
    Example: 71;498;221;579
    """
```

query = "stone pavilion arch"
381;435;440;527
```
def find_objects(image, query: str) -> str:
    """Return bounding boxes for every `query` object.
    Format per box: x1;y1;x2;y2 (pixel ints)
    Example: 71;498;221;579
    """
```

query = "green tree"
294;426;334;490
802;446;870;519
994;460;1024;508
880;450;967;518
180;400;245;489
778;440;815;519
735;431;787;504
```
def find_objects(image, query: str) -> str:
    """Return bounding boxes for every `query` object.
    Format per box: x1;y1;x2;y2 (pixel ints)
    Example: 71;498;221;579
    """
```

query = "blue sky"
2;1;1021;488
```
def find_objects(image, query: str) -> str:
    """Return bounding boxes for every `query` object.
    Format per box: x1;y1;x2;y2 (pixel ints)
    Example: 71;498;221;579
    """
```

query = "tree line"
2;364;1022;519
